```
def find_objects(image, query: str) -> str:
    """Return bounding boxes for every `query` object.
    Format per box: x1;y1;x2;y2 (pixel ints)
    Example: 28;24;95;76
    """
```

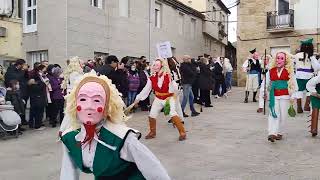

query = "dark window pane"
27;10;31;25
28;0;31;7
33;0;36;6
18;0;22;18
33;9;36;24
278;0;289;15
94;0;98;6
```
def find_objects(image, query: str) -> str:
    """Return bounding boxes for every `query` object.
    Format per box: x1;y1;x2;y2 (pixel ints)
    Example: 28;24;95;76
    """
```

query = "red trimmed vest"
269;67;290;96
149;74;173;100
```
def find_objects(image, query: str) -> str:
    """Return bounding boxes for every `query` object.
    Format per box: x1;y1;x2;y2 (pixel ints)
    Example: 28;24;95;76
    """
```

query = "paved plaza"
1;87;320;180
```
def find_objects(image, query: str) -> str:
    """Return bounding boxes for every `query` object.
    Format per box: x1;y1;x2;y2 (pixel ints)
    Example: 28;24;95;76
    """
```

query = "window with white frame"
91;0;103;9
155;3;161;28
178;13;184;35
23;0;37;33
190;18;196;39
119;0;129;17
28;50;48;66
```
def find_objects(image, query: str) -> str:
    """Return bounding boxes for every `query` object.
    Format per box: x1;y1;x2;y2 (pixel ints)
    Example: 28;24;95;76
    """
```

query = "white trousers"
268;98;289;135
258;80;268;109
149;97;178;119
245;74;259;92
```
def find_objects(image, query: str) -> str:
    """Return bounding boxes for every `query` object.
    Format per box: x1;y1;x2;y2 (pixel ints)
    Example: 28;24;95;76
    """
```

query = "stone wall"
237;0;320;86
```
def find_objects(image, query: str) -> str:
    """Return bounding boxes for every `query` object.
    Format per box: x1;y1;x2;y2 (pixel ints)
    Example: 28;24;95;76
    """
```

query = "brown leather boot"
297;99;303;113
304;96;311;111
310;108;319;137
257;108;263;113
145;117;156;139
268;135;277;142
171;116;186;141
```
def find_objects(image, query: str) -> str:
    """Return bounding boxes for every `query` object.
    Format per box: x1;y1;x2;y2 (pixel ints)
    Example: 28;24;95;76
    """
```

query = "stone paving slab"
1;87;320;180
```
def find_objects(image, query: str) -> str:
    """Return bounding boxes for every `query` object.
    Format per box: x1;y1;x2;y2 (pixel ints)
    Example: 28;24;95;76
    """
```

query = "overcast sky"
221;0;237;43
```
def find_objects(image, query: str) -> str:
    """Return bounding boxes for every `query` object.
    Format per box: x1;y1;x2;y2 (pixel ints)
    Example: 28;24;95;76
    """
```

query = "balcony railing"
267;9;294;32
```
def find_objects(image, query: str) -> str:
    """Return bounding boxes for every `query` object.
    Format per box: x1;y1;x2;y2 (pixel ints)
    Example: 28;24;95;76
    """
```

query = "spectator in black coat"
137;60;150;111
28;65;48;130
95;55;118;82
4;59;29;125
212;57;226;98
180;55;200;117
199;58;214;107
113;57;129;99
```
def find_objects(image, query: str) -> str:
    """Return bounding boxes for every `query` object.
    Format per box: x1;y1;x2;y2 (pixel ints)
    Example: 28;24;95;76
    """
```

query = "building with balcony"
20;0;229;66
0;0;23;67
178;0;230;56
237;0;320;86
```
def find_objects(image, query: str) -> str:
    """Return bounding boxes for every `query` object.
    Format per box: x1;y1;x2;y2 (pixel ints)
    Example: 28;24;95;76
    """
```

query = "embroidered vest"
61;128;145;180
269;68;290;96
149;74;173;100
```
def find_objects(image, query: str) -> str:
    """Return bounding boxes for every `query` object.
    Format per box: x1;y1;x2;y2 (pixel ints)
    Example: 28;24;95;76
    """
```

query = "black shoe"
21;121;28;125
253;99;257;102
19;127;26;131
244;98;248;103
168;119;172;123
183;113;189;117
51;124;57;128
205;104;213;107
191;112;200;117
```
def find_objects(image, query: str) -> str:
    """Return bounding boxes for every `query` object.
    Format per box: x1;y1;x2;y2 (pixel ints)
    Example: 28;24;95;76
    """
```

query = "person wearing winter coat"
212;57;226;98
28;65;48;130
199;58;214;107
48;65;65;127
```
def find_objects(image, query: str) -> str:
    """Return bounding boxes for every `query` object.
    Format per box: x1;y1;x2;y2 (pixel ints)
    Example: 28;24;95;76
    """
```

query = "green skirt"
297;79;310;91
311;96;320;109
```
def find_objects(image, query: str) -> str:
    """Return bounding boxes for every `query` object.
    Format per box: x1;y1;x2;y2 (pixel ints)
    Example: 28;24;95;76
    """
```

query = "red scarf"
81;124;97;150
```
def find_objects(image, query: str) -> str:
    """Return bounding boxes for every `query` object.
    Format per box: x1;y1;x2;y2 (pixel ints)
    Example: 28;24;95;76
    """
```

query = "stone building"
179;0;230;57
0;0;23;67
19;0;229;66
237;0;320;86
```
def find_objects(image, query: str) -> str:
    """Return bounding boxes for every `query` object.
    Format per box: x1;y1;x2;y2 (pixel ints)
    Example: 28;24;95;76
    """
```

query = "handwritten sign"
156;41;173;59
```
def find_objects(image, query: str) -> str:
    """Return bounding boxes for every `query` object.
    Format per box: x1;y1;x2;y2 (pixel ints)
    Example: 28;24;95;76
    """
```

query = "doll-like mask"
152;60;162;73
276;52;286;68
76;82;107;125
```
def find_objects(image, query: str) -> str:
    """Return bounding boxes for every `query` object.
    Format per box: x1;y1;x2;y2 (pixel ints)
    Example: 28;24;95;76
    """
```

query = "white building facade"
21;0;229;66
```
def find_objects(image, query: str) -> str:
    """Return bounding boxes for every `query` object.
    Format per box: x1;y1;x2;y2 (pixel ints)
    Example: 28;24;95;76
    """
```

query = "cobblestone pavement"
1;87;320;180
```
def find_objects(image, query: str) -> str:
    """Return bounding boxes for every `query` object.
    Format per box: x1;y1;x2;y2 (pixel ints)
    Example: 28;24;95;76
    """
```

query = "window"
212;6;216;20
119;0;129;17
23;0;37;33
18;0;23;18
91;0;103;9
222;14;225;23
28;50;48;66
190;18;196;39
277;0;289;15
155;3;161;28
178;13;184;35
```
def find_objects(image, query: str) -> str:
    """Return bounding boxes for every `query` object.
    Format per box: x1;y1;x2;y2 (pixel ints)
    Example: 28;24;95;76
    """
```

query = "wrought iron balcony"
267;9;294;32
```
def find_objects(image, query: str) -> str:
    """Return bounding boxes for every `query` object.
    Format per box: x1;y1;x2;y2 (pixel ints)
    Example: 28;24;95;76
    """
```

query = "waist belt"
248;70;259;74
297;68;314;73
155;91;173;100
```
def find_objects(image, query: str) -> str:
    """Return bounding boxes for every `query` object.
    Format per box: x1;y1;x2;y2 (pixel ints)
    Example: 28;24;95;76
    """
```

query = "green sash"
269;80;288;118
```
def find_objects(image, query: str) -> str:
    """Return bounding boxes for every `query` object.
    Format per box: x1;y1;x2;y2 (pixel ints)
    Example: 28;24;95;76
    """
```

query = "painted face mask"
76;81;107;147
152;60;162;73
276;52;286;68
76;82;107;126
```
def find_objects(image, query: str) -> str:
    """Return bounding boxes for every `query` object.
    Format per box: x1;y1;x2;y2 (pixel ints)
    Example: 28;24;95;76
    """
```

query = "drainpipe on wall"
148;0;152;62
65;0;68;59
